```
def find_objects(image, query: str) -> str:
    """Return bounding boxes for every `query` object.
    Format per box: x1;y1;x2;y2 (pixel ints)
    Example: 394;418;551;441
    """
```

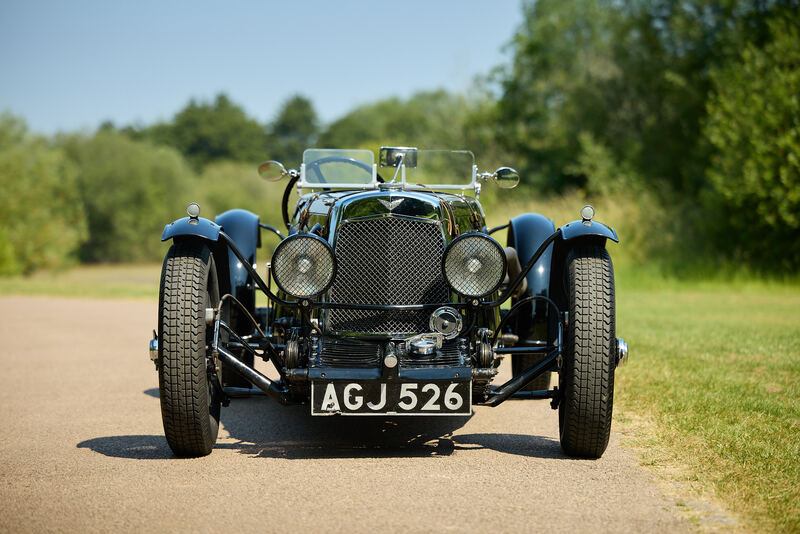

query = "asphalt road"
1;296;690;533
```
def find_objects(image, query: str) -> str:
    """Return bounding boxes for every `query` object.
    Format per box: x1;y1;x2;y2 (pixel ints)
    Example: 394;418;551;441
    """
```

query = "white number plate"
311;380;472;416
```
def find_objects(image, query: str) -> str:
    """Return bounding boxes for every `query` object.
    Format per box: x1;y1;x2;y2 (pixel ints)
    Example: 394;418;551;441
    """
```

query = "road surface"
1;296;690;533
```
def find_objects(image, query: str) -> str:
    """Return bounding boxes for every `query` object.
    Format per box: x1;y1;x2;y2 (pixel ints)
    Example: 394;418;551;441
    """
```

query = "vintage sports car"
150;147;627;458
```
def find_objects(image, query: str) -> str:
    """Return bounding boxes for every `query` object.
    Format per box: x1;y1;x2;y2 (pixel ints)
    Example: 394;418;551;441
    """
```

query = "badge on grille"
378;198;404;211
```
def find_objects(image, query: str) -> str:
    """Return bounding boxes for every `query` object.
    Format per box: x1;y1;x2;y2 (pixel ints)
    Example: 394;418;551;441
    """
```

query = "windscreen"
404;150;475;188
302;149;374;185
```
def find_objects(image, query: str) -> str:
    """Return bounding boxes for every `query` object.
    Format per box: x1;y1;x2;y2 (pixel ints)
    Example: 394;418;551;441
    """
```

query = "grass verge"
0;263;161;299
614;280;800;533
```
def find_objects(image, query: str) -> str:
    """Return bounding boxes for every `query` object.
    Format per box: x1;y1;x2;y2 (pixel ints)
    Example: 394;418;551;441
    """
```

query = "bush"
196;161;286;222
61;131;193;262
145;94;269;169
704;15;800;271
194;160;290;253
0;115;87;274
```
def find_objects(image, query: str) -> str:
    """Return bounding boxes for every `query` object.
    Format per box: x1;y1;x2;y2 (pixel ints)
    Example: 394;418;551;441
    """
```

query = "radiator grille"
319;338;381;368
400;340;466;368
317;338;466;368
327;217;448;334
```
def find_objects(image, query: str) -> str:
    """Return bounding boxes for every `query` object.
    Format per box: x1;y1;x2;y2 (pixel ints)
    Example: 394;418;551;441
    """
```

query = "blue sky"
0;1;523;134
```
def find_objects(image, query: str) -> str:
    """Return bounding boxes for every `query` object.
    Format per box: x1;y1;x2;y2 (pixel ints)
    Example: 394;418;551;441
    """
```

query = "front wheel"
558;247;616;458
158;240;221;457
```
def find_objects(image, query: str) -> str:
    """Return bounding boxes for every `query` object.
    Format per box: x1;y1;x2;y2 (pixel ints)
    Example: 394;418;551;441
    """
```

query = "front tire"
558;247;616;458
158;241;221;457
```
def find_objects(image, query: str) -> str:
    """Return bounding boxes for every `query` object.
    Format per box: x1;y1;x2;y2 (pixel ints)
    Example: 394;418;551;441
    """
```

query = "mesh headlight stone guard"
442;233;506;298
271;233;336;298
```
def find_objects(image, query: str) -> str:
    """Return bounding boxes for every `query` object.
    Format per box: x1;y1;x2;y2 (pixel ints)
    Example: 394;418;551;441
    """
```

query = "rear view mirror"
492;167;519;189
379;147;418;168
258;160;288;181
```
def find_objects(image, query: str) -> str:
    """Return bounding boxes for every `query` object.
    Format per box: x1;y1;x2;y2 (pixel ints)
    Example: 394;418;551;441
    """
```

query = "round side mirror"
258;160;288;182
493;167;520;189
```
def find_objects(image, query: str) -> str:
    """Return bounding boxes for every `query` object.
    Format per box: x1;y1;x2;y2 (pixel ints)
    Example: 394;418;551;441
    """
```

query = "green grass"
2;258;798;531
0;263;161;299
615;279;800;533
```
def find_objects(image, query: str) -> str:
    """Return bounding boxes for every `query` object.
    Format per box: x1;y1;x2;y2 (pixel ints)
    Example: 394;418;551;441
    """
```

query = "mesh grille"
327;217;448;334
273;235;334;297
443;235;505;297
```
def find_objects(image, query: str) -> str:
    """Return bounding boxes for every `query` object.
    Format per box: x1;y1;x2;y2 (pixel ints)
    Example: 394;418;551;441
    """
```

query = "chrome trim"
404;333;444;352
617;337;628;367
149;336;158;361
411;339;436;355
429;306;463;339
327;190;448;238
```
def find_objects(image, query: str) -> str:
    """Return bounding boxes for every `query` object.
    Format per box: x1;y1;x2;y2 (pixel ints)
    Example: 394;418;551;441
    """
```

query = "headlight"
271;233;335;298
442;232;506;298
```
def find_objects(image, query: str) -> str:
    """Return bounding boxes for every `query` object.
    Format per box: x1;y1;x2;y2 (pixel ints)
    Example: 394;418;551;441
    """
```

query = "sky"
0;1;524;134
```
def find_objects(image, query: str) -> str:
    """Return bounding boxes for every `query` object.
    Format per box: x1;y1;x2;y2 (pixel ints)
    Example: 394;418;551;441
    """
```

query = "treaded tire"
158;241;221;457
558;247;615;458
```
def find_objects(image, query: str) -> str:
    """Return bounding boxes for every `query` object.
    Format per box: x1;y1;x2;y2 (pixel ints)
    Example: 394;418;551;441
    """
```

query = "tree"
704;13;800;270
194;160;287;233
0;114;87;274
496;0;790;193
268;95;319;168
147;93;269;168
318;90;473;151
61;131;193;262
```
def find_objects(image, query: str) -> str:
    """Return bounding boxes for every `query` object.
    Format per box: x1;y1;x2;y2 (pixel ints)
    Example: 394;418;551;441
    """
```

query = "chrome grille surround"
326;216;449;335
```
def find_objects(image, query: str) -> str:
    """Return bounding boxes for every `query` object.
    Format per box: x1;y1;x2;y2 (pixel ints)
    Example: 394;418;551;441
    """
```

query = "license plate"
311;380;472;416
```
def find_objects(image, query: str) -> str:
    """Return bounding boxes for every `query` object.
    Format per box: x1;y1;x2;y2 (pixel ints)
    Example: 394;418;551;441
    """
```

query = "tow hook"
616;338;629;367
149;330;158;367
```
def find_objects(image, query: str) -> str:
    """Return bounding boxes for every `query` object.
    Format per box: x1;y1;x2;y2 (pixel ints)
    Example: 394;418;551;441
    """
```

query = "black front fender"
161;216;221;242
558;219;619;243
215;209;260;292
161;210;261;332
508;213;556;336
549;218;619;316
161;216;232;315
